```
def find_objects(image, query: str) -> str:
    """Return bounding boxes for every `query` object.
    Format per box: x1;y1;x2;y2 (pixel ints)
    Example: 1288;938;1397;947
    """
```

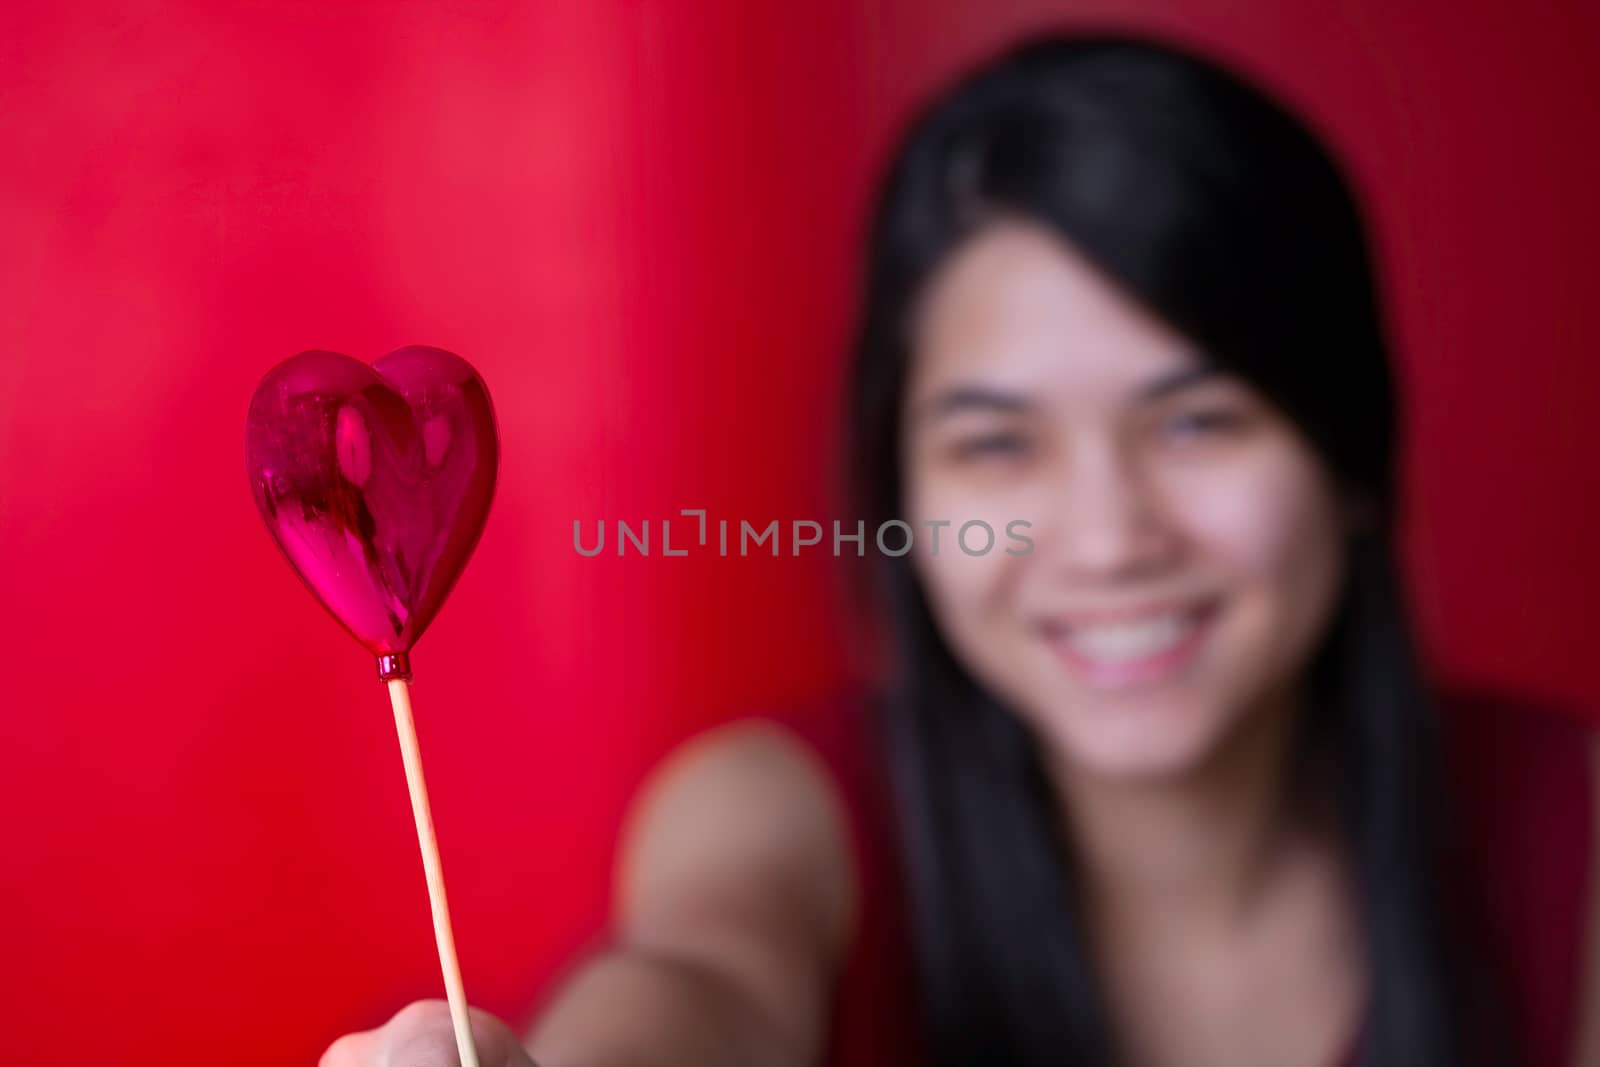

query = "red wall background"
2;3;1596;1064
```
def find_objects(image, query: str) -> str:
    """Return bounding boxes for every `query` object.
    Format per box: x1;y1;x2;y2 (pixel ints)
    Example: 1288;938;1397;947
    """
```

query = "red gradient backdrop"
2;3;1596;1064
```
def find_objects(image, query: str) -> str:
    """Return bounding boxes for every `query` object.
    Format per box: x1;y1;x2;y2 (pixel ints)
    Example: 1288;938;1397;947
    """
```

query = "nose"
1040;438;1178;581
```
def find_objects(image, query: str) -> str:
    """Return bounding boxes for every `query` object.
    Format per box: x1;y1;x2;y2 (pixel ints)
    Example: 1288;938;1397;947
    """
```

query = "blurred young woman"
322;33;1600;1067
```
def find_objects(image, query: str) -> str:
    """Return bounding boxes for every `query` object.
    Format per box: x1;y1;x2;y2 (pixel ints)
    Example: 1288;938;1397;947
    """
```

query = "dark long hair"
844;33;1512;1067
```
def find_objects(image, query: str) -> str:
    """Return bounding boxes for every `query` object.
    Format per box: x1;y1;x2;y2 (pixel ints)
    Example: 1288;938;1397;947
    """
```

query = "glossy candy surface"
246;346;498;671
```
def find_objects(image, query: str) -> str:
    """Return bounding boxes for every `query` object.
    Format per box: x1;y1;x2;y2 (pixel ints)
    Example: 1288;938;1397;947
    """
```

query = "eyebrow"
914;364;1222;424
1137;364;1224;400
913;384;1034;423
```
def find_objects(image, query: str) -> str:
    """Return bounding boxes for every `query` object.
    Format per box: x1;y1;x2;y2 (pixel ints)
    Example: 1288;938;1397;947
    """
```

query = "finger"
319;1001;451;1067
384;1000;534;1067
319;1027;378;1067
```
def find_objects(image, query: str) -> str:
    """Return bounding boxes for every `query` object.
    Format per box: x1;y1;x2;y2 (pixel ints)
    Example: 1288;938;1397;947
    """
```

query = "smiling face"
901;218;1349;783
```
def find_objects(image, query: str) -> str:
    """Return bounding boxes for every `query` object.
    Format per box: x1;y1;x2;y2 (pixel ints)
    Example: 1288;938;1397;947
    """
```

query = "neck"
1046;689;1334;943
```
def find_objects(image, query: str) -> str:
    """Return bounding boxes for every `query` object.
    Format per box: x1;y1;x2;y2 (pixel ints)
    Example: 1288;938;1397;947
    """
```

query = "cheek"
1164;446;1344;646
905;472;1034;638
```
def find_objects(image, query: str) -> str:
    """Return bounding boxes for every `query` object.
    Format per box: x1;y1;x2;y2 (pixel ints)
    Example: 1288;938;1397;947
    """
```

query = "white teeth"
1058;613;1195;663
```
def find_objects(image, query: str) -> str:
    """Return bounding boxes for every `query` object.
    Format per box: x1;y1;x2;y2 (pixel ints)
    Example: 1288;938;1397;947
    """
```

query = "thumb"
322;1000;538;1067
392;1002;537;1067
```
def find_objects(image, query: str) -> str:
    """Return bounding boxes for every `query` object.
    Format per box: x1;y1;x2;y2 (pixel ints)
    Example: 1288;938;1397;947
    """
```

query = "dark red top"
766;687;1595;1067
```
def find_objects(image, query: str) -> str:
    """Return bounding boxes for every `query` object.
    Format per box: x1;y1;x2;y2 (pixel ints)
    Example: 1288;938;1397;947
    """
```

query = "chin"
1029;689;1242;784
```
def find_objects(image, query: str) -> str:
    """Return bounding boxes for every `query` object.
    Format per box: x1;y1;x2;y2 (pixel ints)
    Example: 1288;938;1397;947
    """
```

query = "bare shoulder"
614;717;858;1013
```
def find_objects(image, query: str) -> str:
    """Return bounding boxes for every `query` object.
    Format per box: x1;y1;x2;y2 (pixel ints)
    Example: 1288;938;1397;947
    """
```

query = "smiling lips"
1041;598;1220;690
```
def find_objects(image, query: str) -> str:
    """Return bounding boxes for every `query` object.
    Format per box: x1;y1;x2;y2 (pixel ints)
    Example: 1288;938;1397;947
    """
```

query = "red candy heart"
246;346;498;677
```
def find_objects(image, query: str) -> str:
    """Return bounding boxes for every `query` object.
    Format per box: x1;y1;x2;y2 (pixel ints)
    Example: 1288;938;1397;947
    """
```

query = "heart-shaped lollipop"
245;345;498;677
246;345;497;1067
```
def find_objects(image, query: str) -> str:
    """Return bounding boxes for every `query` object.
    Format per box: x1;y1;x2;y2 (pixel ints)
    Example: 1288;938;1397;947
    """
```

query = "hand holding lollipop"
246;345;499;1067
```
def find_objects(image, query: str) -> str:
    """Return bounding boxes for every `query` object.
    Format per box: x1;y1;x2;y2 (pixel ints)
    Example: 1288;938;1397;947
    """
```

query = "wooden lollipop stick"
386;677;480;1067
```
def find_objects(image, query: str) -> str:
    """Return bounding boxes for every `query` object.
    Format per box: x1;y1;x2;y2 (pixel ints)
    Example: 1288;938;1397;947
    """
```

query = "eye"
951;431;1029;462
1158;407;1248;445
